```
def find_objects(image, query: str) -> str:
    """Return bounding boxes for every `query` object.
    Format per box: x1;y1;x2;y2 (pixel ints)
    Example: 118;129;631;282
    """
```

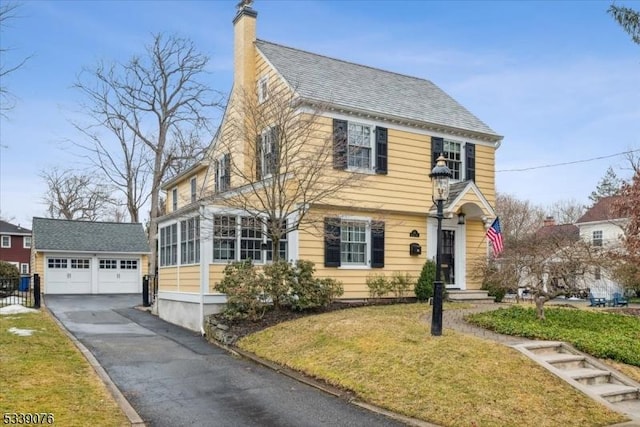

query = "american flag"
486;217;504;256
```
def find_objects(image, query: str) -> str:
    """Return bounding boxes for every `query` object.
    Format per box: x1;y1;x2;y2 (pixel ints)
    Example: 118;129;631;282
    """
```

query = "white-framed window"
257;75;268;103
172;188;178;211
180;217;200;265
48;258;67;269
100;259;118;269
212;215;288;263
442;139;462;181
266;226;287;262
213;216;236;262
592;230;603;247
159;223;178;266
20;263;29;275
340;220;368;265
23;236;32;249
1;235;10;248
190;177;197;204
71;259;90;269
216;154;230;192
347;122;372;170
241;217;263;261
121;260;138;270
261;127;277;178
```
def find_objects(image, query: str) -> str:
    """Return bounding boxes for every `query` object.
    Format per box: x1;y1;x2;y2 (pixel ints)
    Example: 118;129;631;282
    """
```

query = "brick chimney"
543;216;556;227
233;0;258;92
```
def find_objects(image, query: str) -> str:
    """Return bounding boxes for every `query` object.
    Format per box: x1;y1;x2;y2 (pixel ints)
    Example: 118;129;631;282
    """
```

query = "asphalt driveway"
45;295;406;427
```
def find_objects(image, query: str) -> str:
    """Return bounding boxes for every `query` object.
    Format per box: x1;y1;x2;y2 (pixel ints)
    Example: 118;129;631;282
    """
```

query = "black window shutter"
271;126;280;172
256;135;262;180
432;137;444;169
465;143;475;182
333;119;348;170
224;153;231;189
371;220;385;268
324;217;341;267
214;159;220;193
375;127;388;174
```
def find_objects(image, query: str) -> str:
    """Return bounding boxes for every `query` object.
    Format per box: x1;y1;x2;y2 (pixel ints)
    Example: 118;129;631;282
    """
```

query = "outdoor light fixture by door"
429;154;452;336
457;212;466;225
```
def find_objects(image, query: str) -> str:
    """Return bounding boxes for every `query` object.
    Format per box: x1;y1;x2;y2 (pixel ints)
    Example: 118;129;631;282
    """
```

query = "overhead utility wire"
496;148;640;173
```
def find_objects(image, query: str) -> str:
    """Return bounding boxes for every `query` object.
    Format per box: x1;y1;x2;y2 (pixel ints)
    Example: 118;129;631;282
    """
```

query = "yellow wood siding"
299;208;427;299
159;265;200;292
474;144;496;207
163;169;208;215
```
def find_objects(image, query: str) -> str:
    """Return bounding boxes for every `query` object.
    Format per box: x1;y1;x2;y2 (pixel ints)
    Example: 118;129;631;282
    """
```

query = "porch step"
447;290;495;304
513;341;640;420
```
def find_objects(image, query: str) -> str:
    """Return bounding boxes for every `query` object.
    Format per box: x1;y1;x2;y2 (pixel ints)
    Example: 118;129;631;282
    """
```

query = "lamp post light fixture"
429;154;452;336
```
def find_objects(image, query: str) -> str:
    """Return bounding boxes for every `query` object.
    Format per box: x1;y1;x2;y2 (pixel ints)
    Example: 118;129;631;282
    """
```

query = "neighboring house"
31;218;149;294
0;220;32;275
524;217;581;295
575;196;626;298
156;4;502;331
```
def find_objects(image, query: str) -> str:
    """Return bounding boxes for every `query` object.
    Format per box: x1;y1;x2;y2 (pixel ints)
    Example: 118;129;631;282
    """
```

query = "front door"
441;230;455;287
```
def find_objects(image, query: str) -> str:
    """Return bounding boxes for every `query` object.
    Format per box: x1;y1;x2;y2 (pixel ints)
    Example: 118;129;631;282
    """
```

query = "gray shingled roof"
32;218;149;253
0;220;31;235
256;40;500;139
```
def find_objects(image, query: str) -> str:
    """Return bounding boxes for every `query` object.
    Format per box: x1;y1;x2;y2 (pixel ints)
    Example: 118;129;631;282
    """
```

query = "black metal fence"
0;274;41;309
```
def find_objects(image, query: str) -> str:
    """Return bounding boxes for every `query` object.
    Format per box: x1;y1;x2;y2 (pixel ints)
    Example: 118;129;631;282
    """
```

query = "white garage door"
45;257;92;294
98;258;140;293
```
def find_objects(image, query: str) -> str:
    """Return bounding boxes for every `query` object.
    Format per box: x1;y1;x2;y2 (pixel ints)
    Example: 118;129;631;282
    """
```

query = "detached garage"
32;218;150;294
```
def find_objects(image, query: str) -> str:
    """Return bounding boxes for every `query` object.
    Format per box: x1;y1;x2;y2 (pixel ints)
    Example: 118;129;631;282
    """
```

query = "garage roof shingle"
32;218;149;253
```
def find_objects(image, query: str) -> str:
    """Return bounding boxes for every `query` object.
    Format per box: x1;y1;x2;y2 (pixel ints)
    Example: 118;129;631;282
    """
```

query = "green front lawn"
466;306;640;366
0;311;129;427
238;303;627;427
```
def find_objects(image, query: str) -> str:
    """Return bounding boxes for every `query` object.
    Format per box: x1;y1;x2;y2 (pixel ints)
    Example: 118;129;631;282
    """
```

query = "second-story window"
190;177;197;204
257;75;268;103
260;127;278;178
23;236;32;249
442;140;462;181
333;119;387;174
172;188;178;211
592;230;603;247
431;137;475;182
216;154;231;192
347;122;372;169
1;235;10;248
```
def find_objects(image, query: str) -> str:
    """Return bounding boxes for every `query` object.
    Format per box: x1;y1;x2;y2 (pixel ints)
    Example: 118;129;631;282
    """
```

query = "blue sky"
0;0;638;226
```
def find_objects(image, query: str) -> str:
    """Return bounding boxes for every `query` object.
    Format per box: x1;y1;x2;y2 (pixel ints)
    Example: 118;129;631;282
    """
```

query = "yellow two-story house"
156;3;503;331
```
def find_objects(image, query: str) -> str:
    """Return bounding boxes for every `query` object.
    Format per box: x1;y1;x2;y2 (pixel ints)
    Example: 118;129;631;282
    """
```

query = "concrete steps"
447;290;495;304
514;341;640;421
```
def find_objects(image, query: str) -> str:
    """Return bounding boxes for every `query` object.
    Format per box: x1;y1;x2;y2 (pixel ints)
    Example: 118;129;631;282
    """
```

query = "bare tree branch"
40;167;115;221
73;33;223;274
0;2;32;118
205;85;365;260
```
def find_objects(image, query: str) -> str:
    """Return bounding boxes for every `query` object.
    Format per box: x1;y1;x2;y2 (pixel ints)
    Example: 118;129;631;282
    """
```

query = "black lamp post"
429;154;452;336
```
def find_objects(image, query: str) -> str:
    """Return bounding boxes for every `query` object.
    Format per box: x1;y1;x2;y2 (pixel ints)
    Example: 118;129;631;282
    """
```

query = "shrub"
289;260;343;311
0;261;20;279
366;274;391;300
415;260;436;301
263;260;294;310
391;272;413;300
483;281;507;302
216;261;266;321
